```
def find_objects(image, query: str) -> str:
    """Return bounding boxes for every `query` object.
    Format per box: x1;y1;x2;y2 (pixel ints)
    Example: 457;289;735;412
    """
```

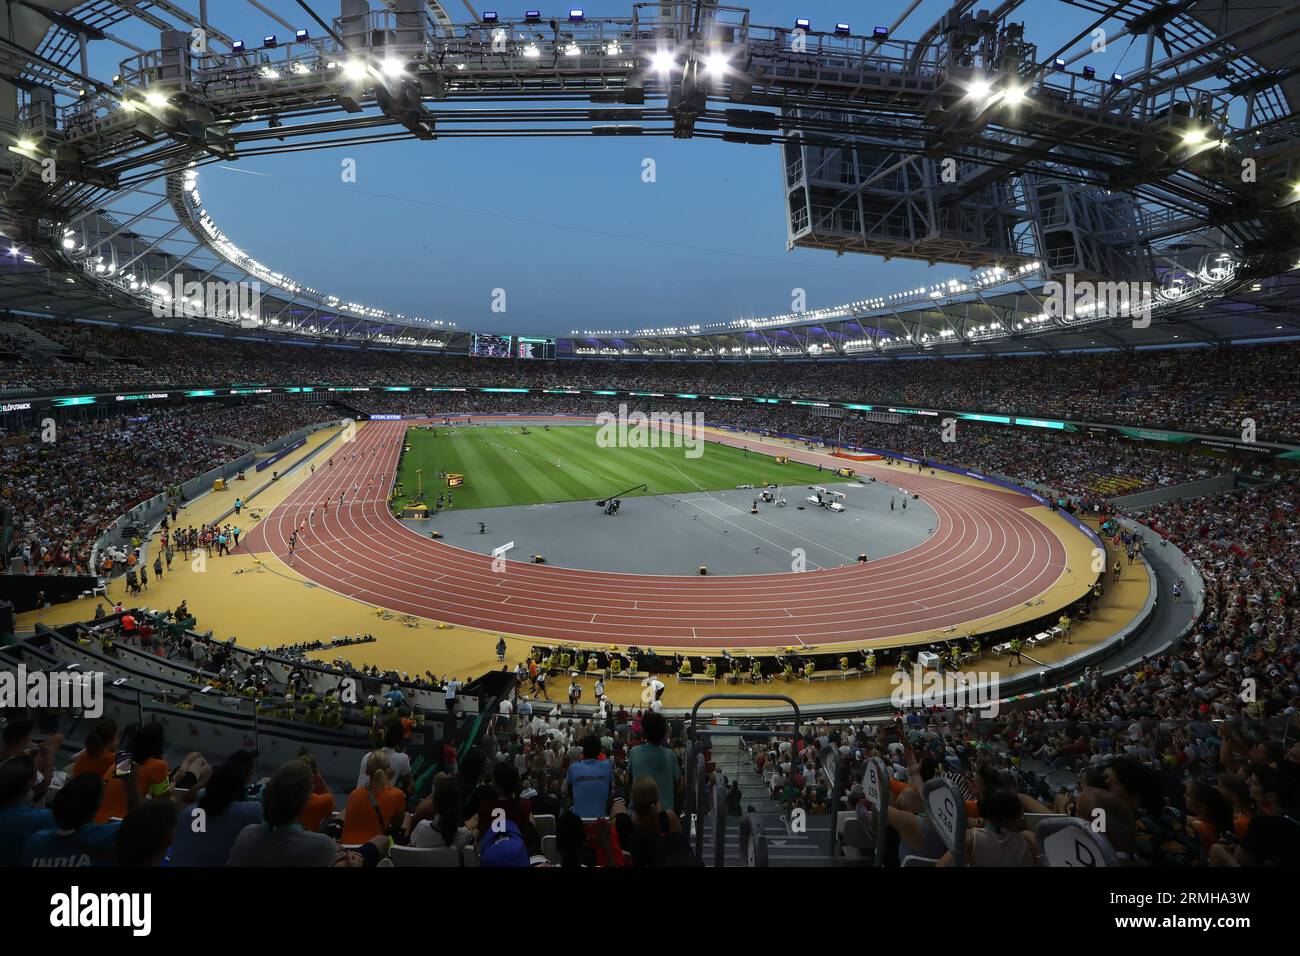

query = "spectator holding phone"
96;722;172;823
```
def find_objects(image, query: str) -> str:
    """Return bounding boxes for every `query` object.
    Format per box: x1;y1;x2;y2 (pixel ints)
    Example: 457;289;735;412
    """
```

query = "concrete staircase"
696;735;838;867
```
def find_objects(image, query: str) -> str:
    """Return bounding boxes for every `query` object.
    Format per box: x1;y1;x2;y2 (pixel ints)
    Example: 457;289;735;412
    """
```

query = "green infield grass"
390;425;852;511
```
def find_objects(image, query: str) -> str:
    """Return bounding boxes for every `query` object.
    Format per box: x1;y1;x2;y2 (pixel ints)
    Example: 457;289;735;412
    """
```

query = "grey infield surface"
400;479;938;576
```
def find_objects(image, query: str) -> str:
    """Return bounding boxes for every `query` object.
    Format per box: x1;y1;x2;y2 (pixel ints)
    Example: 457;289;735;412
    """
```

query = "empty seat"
390;845;461;867
541;834;561;865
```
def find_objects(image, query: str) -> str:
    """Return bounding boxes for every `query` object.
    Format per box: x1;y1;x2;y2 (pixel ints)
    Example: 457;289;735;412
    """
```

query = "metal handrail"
685;694;801;863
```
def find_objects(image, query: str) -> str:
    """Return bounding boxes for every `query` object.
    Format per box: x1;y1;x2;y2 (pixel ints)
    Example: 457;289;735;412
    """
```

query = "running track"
239;417;1071;648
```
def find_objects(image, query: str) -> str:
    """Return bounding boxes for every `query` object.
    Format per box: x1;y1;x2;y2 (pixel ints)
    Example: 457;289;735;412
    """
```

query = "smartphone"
114;750;132;777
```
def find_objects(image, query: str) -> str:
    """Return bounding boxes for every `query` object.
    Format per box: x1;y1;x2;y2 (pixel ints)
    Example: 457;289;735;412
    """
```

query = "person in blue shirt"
21;773;120;867
566;735;613;819
170;759;264;866
382;687;406;709
0;755;55;867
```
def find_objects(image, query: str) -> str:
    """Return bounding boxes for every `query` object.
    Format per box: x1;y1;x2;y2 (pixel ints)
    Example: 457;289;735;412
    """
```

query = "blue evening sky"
88;1;1133;336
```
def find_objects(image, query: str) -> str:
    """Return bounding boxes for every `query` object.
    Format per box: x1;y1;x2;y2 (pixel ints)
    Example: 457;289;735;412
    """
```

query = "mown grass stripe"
392;425;849;510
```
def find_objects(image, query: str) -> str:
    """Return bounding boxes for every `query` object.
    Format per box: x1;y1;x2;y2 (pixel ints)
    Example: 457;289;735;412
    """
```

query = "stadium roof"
3;1;1300;358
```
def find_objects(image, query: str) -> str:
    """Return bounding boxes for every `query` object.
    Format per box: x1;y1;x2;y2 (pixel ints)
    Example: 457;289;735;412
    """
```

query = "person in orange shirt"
96;723;173;823
889;773;981;820
1185;780;1233;852
71;719;118;780
296;754;336;833
341;750;406;844
1216;773;1255;840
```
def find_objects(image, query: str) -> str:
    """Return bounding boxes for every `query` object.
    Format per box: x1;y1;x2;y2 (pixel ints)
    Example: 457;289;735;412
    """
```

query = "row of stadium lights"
13;7;1265;167
16;15;1286;337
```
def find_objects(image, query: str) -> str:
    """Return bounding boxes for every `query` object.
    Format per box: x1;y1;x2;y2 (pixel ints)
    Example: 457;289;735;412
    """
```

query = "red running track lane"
239;417;1069;648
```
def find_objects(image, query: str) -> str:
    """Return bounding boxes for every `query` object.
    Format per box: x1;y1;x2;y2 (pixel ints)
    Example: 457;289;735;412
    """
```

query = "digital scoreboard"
515;336;556;360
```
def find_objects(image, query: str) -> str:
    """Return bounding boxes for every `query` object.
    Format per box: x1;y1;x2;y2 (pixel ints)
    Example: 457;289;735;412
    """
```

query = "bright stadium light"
380;57;406;77
523;43;541;58
967;77;994;103
705;51;728;77
650;49;674;74
343;59;368;81
1181;127;1208;146
144;90;168;108
1003;83;1027;106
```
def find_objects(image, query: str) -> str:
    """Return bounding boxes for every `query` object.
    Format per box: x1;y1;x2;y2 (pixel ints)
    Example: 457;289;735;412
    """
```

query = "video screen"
471;333;512;358
515;337;556;360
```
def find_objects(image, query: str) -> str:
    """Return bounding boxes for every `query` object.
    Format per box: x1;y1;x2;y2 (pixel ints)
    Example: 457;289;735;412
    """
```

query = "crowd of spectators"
1;371;1278;594
0;401;338;575
2;315;1297;441
0;694;699;867
738;474;1299;866
3;471;1296;868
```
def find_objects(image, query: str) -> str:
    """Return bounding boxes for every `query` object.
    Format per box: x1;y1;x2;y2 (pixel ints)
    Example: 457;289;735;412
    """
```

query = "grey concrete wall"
1111;473;1237;510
